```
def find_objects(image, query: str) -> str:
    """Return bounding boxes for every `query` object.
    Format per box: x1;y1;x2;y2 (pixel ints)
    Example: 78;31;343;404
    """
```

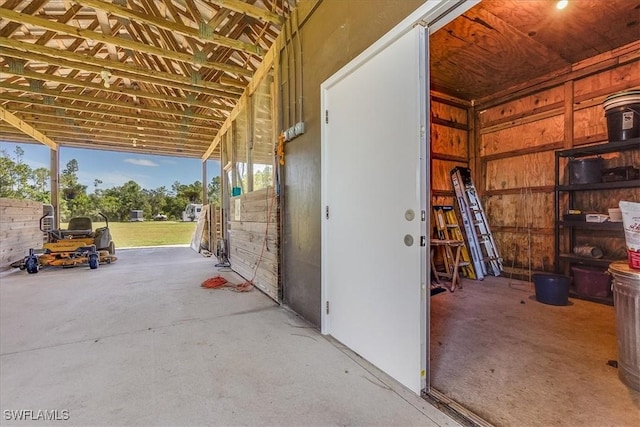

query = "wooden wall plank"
573;105;607;142
493;231;554;272
227;186;279;302
485;151;555;191
479;86;564;125
0;198;43;268
573;62;640;99
480;115;564;157
432;124;468;158
484;192;555;229
477;57;638;274
431;159;467;193
432;100;468;125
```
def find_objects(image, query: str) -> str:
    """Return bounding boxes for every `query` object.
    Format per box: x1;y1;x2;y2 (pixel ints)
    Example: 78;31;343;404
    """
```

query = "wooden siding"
430;94;469;203
228;187;279;301
1;198;43;269
477;53;639;276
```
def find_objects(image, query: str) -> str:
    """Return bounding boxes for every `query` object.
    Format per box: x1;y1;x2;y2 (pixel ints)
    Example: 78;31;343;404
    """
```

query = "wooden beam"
479;107;564;135
0;132;212;159
1;66;232;113
0;81;226;122
74;0;262;55
50;148;60;229
12;108;217;134
202;160;208;205
564;81;574;150
0;7;253;77
205;0;284;26
0;127;209;154
1;93;221;129
0;106;58;150
202;28;279;160
0;39;244;97
0;0;48;37
17;115;212;139
19;127;213;147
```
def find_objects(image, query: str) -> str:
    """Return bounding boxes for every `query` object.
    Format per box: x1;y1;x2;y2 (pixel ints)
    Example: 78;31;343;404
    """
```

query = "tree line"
1;146;220;222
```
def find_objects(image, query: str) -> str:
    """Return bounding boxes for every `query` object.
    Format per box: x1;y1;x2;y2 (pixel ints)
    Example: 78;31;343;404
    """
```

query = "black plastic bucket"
569;157;603;184
603;90;640;141
533;273;571;306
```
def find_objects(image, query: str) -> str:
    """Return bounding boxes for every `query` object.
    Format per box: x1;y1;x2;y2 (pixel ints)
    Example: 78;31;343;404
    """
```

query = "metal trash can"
609;262;640;391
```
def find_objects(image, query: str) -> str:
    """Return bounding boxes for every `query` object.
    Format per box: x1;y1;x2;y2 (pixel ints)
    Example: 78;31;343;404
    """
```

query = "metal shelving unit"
554;137;640;305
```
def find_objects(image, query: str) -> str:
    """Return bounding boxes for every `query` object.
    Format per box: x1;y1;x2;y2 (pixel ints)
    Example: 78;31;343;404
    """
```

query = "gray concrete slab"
1;247;459;427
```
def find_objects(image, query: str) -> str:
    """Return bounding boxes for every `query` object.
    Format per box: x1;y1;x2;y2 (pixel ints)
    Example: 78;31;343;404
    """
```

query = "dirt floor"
430;276;640;427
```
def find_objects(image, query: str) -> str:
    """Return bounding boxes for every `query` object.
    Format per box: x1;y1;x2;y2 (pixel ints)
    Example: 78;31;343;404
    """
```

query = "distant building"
183;204;202;222
130;210;144;222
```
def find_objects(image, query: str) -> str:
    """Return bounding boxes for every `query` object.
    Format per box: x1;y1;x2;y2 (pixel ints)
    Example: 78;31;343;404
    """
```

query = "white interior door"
321;26;428;394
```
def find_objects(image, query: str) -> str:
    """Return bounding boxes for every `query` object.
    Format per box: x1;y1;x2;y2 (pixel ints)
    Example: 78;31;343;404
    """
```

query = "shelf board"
558;221;625;230
558;254;626;266
557;138;640;157
556;179;640;191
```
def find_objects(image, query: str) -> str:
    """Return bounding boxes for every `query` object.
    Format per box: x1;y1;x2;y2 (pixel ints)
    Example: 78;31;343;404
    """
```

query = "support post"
202;160;208;205
50;148;60;229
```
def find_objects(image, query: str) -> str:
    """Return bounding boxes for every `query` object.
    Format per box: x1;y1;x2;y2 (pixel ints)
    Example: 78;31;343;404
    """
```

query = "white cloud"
124;158;159;167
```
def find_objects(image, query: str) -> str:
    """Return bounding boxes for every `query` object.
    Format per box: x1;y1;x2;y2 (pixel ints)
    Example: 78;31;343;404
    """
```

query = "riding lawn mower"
12;212;117;274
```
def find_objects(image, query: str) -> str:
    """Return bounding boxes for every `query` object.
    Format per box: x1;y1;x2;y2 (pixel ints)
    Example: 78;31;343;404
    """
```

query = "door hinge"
326;300;330;314
420;236;426;247
325;110;329;124
421;210;426;221
325;205;329;219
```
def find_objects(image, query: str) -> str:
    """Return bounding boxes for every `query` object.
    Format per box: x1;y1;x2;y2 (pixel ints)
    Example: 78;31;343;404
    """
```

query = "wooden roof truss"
0;0;293;158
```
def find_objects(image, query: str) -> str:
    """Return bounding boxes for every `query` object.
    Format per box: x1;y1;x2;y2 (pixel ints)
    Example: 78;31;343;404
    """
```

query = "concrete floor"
430;276;640;427
0;247;459;427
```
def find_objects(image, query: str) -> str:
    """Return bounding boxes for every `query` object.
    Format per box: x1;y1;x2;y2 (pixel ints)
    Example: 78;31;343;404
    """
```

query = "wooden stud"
564;81;574;149
0;106;58;150
0;40;243;97
74;0;262;55
207;0;284;26
0;7;253;77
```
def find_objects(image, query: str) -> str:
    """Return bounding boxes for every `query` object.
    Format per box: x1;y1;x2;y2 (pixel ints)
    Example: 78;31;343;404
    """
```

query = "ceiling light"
556;0;568;9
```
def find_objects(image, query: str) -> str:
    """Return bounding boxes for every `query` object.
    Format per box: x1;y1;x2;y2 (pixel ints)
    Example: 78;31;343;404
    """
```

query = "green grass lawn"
61;221;197;248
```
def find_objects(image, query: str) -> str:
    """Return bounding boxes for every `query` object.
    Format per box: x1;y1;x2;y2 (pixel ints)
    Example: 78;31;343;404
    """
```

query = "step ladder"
450;167;503;278
432;205;476;280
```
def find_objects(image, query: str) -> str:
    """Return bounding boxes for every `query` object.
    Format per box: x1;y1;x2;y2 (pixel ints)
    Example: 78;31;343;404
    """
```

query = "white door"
321;26;428;394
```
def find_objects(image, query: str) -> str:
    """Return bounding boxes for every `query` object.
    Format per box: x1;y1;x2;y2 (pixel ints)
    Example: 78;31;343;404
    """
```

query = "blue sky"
1;141;220;192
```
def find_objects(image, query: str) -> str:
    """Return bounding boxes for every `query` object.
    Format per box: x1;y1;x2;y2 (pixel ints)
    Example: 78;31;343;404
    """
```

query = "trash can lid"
608;261;640;279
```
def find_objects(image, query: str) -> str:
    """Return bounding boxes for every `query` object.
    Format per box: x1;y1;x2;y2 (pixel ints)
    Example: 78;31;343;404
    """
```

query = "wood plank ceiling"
0;0;293;158
431;0;640;102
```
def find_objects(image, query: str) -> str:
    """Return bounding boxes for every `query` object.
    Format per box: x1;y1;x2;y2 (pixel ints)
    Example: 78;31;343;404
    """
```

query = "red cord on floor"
201;276;228;288
201;276;254;292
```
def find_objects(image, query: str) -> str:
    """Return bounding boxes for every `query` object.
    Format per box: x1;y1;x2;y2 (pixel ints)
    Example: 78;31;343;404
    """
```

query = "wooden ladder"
433;205;476;280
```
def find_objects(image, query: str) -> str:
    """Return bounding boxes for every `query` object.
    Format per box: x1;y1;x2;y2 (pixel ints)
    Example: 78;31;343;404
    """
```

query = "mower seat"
60;217;94;238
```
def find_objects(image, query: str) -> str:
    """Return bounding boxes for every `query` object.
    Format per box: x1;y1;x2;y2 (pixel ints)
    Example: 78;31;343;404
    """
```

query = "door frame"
320;0;480;393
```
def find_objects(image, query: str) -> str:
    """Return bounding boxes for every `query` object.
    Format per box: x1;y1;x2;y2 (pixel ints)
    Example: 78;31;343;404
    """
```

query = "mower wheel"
26;256;39;274
108;241;115;255
89;254;99;270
